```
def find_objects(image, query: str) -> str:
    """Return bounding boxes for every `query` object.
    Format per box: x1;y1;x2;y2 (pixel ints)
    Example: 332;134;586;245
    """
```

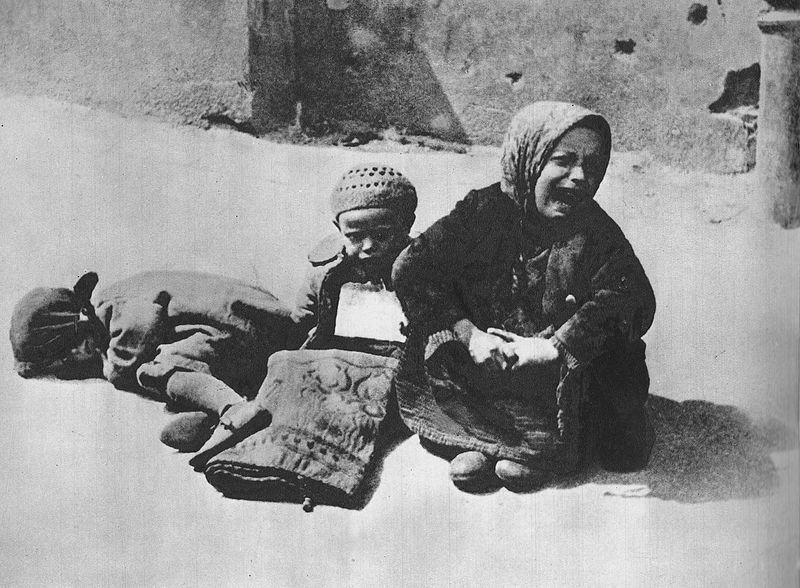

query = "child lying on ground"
10;271;294;450
9;165;417;468
392;102;656;493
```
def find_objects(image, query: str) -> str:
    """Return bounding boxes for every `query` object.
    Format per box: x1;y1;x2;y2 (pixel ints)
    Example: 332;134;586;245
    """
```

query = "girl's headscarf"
500;101;612;210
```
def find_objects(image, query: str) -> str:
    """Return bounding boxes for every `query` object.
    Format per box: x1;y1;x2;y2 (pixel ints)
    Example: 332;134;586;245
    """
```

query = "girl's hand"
468;329;511;371
452;319;510;370
487;328;560;370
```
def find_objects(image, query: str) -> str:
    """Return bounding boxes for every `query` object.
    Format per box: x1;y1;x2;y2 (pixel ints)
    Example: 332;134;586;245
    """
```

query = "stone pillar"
757;10;800;228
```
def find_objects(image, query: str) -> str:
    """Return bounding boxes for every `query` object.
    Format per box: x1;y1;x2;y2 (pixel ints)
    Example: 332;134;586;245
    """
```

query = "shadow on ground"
557;395;797;503
32;365;798;508
213;393;796;509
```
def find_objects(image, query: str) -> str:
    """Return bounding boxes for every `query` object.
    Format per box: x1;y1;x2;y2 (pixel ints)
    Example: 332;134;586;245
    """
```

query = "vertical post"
757;10;800;228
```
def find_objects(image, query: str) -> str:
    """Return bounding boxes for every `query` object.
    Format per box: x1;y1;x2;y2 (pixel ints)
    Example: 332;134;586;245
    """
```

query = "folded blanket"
203;349;400;509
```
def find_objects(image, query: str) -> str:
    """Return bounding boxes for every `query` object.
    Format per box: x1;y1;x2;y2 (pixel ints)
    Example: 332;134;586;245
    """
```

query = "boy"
10;271;294;450
189;164;417;469
292;164;417;355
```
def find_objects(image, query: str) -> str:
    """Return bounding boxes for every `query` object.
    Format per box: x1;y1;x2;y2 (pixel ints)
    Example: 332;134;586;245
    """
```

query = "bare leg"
160;372;245;452
165;371;244;415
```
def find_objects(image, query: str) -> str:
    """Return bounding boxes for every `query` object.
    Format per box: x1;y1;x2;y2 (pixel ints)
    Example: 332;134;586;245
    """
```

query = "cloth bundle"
203;349;400;509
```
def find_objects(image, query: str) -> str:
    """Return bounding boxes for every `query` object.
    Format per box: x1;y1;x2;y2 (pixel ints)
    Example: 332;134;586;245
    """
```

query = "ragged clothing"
292;233;408;359
195;235;414;506
391;102;656;472
93;271;293;399
392;184;654;471
393;183;655;368
203;349;402;509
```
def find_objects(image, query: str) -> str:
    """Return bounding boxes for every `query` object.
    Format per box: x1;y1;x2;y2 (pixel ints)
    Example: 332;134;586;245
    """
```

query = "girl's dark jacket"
391;183;656;469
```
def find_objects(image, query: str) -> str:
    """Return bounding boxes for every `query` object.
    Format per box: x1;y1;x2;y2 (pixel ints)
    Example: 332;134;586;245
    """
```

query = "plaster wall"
0;0;766;172
0;0;253;125
416;0;763;171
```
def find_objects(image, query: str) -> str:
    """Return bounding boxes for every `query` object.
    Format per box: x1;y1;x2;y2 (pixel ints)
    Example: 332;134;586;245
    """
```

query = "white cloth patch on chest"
334;282;407;343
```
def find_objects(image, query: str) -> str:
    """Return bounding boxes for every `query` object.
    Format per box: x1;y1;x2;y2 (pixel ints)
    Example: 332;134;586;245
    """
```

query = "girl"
392;102;656;491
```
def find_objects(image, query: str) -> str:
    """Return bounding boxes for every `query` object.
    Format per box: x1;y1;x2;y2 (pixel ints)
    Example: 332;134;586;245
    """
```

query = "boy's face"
32;315;103;379
335;208;412;267
48;337;103;379
532;126;605;220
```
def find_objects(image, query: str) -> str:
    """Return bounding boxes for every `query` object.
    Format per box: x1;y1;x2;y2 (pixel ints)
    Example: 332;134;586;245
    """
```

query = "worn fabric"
10;272;100;376
392;102;655;471
500;101;611;208
419;338;587;471
93;271;294;399
203;349;400;508
10;286;84;374
198;237;410;506
393;183;655;365
330;165;417;220
292;234;407;359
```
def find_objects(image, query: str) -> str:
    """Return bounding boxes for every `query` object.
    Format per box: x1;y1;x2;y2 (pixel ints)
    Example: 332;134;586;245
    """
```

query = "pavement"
0;93;797;587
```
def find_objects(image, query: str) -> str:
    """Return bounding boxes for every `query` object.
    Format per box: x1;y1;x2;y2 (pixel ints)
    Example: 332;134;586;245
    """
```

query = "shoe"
494;460;550;492
449;451;499;492
160;411;218;453
189;401;272;471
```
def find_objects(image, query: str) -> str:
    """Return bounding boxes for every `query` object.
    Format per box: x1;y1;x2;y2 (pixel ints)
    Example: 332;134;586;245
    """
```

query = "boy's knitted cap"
330;166;417;220
9;272;98;376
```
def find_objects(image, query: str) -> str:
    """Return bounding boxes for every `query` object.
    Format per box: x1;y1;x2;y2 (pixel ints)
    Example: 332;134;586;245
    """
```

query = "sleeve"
289;264;326;347
552;230;655;370
100;297;168;390
391;190;487;335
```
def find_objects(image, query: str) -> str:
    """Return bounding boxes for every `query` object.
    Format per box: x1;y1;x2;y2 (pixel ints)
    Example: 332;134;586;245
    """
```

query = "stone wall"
0;0;254;126
416;0;763;171
0;0;766;172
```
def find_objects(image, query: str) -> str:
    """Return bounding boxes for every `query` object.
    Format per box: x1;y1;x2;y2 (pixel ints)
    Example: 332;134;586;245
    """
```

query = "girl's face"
532;126;605;220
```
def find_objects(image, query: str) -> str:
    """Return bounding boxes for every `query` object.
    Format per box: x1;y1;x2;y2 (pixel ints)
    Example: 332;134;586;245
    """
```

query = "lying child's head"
330;166;417;268
9;272;103;378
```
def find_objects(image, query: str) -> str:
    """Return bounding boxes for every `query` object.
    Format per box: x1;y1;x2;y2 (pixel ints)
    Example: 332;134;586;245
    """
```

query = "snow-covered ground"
0;93;797;587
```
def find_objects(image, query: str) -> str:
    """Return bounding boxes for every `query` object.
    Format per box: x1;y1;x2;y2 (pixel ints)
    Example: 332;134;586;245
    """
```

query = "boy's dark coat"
293;233;404;358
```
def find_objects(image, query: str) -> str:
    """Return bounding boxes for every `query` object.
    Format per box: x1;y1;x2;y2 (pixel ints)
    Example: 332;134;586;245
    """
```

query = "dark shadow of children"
556;395;796;503
413;395;795;503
